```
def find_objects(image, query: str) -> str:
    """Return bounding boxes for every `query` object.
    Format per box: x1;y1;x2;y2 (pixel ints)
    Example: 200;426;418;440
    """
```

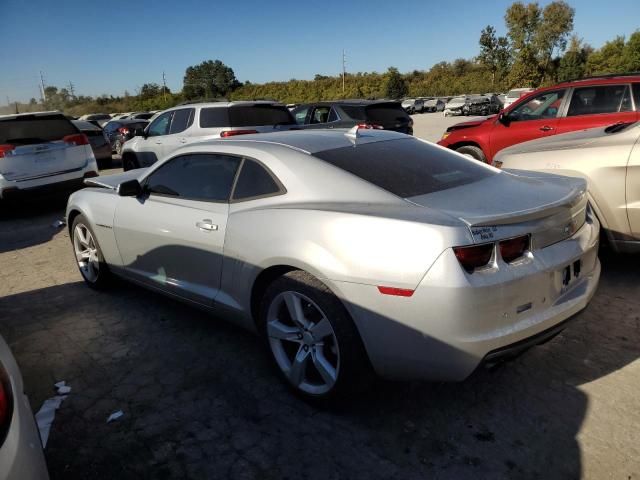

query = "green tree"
478;25;511;87
557;35;591;81
384;67;408;99
534;0;574;83
183;60;241;100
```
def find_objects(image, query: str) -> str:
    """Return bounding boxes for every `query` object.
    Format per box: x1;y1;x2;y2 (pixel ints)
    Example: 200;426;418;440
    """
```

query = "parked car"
443;96;467;116
291;100;413;135
0;334;50;479
494;121;640;253
72;120;112;169
503;88;535;109
78;113;112;127
461;95;502;116
127;112;155;120
103;119;149;155
0;111;98;200
423;98;446;112
438;74;640;162
401;98;424;114
121;101;296;171
67;128;600;402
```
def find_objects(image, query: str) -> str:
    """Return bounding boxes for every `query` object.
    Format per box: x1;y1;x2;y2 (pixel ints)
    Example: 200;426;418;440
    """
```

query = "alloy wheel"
73;224;100;282
266;291;340;395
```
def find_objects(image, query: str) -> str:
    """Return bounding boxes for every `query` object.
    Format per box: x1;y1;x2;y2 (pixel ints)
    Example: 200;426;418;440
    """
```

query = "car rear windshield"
0;114;78;145
313;138;495;198
341;104;410;125
200;105;294;128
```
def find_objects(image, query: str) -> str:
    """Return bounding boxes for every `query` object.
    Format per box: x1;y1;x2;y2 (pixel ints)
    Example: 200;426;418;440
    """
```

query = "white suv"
0;111;99;200
121;101;296;171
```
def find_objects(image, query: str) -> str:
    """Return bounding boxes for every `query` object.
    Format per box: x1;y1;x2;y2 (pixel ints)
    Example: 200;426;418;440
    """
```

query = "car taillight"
63;133;90;146
499;235;530;263
377;286;415;297
0;144;15;158
118;127;130;135
0;362;13;444
453;243;494;272
220;130;259;137
356;123;384;130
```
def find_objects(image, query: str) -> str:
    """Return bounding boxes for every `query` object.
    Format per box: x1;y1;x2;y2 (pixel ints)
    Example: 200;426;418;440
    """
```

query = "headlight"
441;132;451;140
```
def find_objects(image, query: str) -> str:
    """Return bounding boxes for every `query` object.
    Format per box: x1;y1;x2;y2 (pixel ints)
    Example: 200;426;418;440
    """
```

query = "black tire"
259;270;373;404
122;153;139;171
456;145;487;162
70;214;112;289
97;157;113;170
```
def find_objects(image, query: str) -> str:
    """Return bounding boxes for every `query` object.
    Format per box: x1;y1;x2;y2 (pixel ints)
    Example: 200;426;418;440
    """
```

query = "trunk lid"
0;142;90;181
407;170;588;247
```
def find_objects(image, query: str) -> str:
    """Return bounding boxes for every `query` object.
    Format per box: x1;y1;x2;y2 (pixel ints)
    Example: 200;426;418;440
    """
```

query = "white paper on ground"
35;395;67;448
107;410;124;423
54;381;71;395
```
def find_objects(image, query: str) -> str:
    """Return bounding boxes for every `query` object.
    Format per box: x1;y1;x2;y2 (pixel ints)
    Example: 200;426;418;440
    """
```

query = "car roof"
72;120;101;130
189;128;407;154
0;110;64;120
168;100;284;111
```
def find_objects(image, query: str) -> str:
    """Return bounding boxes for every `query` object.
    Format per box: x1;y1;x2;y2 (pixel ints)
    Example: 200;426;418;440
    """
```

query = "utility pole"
162;71;167;102
67;81;75;99
342;50;346;93
40;71;47;104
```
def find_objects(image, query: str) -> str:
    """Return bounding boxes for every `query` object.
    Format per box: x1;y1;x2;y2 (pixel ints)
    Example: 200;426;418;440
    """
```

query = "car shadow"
0;248;637;479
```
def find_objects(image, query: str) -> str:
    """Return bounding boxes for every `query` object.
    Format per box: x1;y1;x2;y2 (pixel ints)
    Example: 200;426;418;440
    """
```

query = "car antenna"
344;125;360;144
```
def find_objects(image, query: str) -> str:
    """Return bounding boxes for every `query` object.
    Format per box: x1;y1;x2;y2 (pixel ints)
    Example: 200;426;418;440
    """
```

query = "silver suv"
121;101;296;171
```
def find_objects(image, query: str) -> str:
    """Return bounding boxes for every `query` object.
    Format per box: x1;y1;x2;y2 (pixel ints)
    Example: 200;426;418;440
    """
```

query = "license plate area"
560;259;582;289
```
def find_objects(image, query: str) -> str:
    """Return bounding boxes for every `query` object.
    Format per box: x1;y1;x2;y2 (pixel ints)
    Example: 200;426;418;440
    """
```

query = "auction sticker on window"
471;226;499;242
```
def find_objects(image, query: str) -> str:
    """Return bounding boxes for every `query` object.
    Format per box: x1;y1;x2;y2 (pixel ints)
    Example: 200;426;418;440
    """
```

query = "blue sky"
1;0;638;103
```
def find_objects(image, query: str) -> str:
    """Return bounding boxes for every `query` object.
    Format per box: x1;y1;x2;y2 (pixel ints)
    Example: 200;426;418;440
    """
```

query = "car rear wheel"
455;145;486;163
259;270;372;403
71;214;111;289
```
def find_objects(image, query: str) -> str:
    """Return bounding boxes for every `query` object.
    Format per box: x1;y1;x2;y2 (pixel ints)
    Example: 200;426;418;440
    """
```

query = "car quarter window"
169;108;194;134
145;154;241;202
293;106;310;125
567;85;632;116
327;108;339;122
147;111;173;137
232;159;282;200
509;90;565;121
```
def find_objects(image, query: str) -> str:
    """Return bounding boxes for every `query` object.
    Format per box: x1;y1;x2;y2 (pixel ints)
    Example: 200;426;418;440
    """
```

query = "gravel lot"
0;117;639;479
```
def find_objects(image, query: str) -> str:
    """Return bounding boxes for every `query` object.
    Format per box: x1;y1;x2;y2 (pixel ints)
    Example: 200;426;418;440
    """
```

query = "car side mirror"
118;179;142;197
498;111;510;126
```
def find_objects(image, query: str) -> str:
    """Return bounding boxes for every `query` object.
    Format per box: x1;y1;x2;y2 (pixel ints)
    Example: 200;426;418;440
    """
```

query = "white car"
121;101;296;171
0;334;49;479
0;112;98;200
503;88;535;109
443;96;467;116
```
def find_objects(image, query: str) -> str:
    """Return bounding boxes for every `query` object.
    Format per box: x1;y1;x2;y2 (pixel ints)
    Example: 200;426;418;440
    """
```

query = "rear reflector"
0;361;13;444
63;133;90;146
499;235;530;263
118;127;130;135
220;130;259;137
453;243;494;272
377;286;415;297
0;144;15;158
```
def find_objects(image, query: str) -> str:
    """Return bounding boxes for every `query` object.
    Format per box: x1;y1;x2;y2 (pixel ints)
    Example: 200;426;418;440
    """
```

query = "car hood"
84;168;147;190
407;169;586;230
446;117;494;132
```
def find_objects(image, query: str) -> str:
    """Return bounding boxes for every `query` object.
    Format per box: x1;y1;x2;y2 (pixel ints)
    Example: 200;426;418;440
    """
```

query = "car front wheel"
71;214;111;289
259;271;372;402
455;145;487;163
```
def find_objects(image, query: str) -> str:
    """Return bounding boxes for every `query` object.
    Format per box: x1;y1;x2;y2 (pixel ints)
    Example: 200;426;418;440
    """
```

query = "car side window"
293;106;310;125
310;107;330;124
145;154;241;202
509;90;565;122
633;84;640;110
169;108;194;134
232;159;282;201
147;112;173;137
567;85;632;116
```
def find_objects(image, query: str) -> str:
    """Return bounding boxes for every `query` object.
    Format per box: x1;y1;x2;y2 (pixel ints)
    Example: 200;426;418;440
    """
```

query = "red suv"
437;74;640;164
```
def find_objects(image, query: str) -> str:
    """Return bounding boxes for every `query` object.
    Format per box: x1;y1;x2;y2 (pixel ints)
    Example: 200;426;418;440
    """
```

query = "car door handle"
539;125;554;132
179;138;187;144
196;219;218;231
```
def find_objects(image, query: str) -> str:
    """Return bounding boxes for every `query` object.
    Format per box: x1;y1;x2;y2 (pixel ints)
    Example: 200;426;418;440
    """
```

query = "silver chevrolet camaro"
66;128;601;401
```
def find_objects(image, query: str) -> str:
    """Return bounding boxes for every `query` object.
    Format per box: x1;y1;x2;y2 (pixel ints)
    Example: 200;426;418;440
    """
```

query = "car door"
557;84;637;134
626;129;640;240
113;153;242;305
135;111;173;167
489;89;567;158
156;108;195;157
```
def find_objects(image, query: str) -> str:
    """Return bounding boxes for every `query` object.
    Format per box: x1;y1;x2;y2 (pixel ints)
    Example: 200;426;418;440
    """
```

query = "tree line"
3;1;639;116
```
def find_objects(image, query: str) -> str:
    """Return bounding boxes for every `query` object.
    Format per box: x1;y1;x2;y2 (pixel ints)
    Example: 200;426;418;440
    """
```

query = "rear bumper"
0;170;96;200
330;216;600;381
